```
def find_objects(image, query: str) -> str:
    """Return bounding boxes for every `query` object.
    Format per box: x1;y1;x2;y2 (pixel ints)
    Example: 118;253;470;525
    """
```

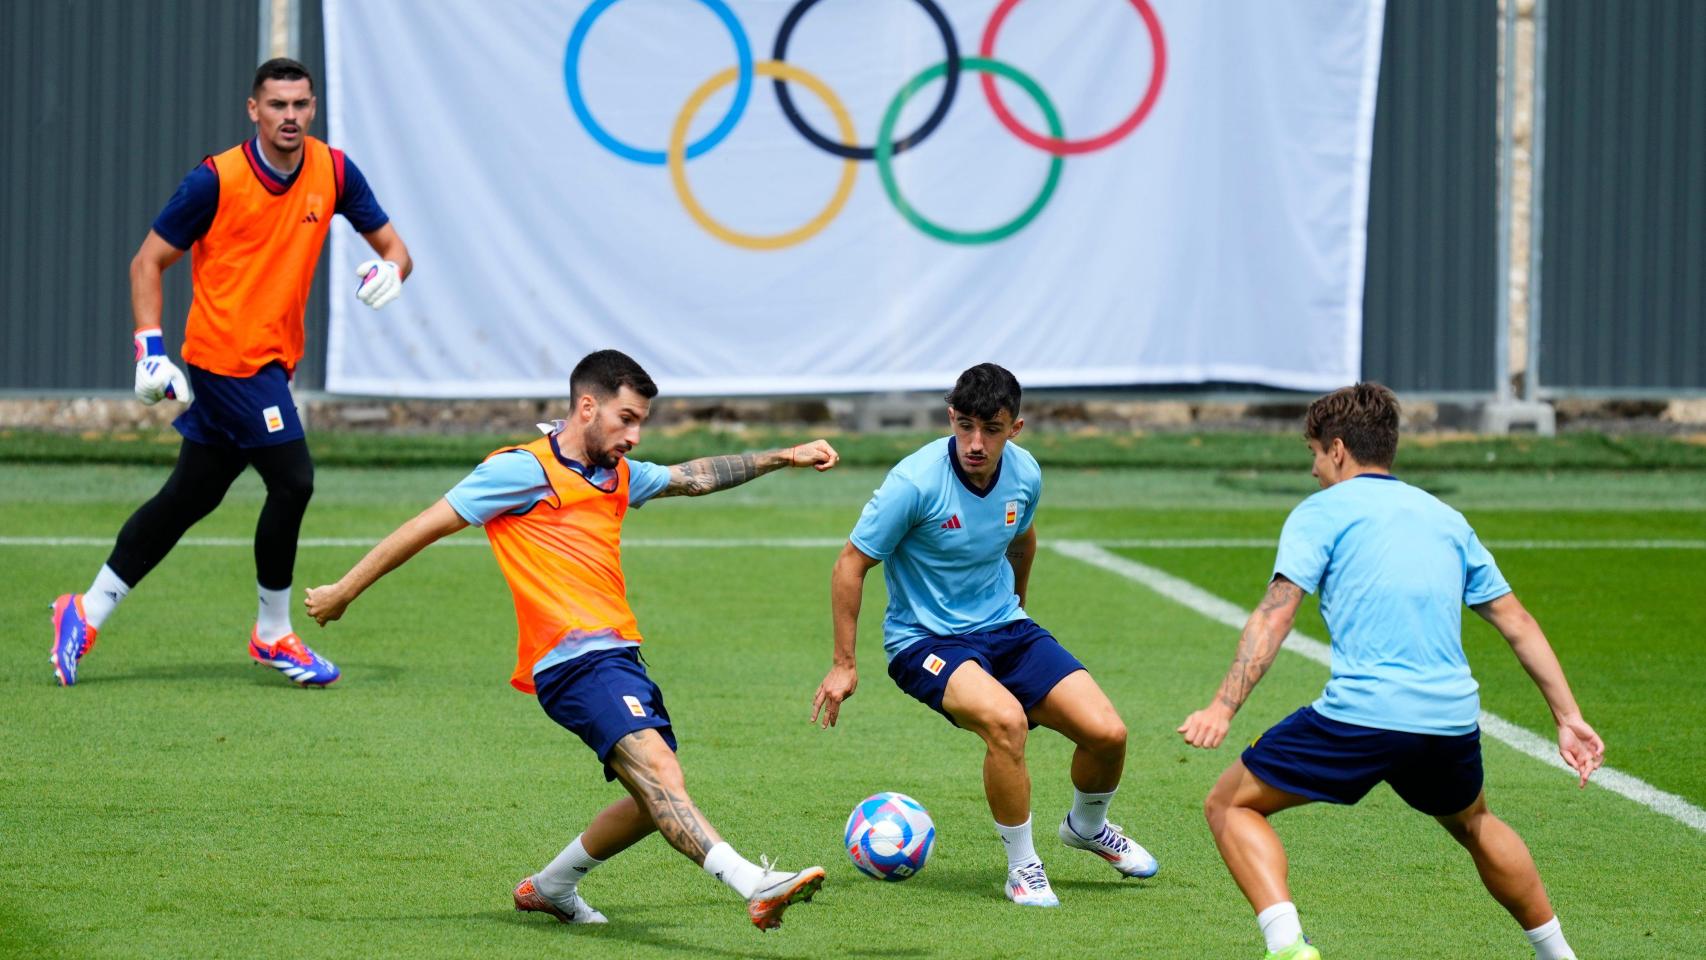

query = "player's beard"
581;422;624;469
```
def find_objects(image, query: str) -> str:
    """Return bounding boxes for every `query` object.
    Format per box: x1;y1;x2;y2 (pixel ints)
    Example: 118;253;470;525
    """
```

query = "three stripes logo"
300;211;321;223
940;514;962;530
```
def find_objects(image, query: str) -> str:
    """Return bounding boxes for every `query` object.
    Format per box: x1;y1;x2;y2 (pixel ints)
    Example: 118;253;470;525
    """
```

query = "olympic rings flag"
325;0;1385;397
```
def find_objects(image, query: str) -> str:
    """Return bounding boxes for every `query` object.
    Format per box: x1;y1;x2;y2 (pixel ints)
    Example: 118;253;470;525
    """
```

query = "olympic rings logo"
564;0;1166;249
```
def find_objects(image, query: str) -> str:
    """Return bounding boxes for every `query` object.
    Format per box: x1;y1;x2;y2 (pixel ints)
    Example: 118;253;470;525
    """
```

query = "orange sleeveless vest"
183;137;339;377
483;435;644;694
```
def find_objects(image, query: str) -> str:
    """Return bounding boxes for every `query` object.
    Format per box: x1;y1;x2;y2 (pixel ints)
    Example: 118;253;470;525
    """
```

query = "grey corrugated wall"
3;0;261;392
0;1;1511;396
1362;0;1499;393
1538;0;1706;393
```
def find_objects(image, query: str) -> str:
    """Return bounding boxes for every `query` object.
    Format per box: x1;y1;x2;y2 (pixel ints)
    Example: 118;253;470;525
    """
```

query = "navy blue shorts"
534;647;677;783
1242;706;1484;816
887;619;1085;728
173;362;305;450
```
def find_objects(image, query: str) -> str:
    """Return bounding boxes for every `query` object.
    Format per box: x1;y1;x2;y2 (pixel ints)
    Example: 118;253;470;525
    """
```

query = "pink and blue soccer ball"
844;791;935;881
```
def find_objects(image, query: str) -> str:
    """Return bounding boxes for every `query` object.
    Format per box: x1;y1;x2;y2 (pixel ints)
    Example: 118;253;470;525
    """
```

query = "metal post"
1495;0;1516;404
258;0;299;61
1525;0;1547;402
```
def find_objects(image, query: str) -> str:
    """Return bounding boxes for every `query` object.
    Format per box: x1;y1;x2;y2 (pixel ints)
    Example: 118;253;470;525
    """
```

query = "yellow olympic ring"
668;61;857;251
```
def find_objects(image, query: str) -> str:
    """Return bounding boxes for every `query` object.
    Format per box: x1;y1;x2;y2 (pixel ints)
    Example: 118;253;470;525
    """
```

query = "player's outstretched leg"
1203;761;1319;959
1028;669;1159;879
939;662;1058;906
605;730;824;930
1436;793;1578;960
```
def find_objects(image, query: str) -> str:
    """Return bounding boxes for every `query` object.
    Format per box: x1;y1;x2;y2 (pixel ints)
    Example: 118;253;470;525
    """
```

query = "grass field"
3;452;1704;958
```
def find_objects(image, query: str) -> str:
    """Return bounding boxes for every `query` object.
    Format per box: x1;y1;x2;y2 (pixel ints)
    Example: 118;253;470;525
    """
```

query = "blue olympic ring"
564;0;754;165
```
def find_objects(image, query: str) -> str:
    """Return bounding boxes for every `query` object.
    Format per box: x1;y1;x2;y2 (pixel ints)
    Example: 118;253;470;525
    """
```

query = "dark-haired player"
51;58;412;687
305;350;837;930
1178;382;1602;960
812;363;1159;907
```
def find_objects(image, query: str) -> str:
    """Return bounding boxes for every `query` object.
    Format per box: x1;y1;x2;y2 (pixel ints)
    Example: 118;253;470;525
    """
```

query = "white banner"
325;0;1383;397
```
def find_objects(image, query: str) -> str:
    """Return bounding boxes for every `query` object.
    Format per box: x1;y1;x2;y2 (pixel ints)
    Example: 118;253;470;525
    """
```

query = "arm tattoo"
607;733;719;863
1213;578;1303;714
661;450;783;497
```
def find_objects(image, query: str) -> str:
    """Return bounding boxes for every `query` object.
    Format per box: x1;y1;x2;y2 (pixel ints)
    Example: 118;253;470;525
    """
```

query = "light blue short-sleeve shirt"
850;437;1041;661
1273;474;1511;736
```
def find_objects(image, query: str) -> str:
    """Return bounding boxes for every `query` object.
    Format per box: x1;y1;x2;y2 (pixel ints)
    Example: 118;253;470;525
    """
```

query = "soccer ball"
844;791;935;881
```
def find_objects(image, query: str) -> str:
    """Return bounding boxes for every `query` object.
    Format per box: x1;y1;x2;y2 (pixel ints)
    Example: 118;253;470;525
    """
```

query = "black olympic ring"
770;0;961;162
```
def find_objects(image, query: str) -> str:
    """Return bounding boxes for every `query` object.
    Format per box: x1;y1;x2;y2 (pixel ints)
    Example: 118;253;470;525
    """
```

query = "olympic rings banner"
325;0;1385;397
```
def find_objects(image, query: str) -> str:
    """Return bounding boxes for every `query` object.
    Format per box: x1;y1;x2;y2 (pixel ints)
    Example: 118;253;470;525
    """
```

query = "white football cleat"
513;876;607;924
1004;860;1060;907
746;859;826;931
1059;817;1160;879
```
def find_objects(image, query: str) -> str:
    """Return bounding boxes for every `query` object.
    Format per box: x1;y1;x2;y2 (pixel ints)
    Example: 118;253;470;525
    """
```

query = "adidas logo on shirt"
940;515;962;530
300;211;320;223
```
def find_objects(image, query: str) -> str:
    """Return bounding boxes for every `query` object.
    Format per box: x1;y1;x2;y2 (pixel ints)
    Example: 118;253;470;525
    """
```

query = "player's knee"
266;459;314;506
1203;779;1236;831
1085;715;1127;758
979;705;1029;757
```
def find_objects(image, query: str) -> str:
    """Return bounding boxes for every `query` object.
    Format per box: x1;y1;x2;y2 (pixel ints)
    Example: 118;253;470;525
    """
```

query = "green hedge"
4;427;1703;470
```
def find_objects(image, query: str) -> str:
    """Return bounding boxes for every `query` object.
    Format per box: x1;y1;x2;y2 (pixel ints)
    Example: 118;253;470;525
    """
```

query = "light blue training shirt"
850;436;1041;661
444;439;671;674
1273;473;1511;736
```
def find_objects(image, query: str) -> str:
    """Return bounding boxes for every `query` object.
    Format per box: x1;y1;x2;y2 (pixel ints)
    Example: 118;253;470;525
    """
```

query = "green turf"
2;462;1702;958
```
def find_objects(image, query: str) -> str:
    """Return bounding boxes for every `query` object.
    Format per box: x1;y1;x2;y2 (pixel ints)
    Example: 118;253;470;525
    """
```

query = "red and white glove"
355;259;403;309
133;328;192;405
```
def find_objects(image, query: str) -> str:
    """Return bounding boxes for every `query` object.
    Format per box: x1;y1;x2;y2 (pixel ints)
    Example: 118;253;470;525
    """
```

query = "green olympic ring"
875;57;1064;246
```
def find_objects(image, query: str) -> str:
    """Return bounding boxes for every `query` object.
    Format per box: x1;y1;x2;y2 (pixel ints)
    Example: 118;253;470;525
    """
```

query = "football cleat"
248;629;340;686
746;859;825;931
1059;816;1160;878
50;594;98;686
1004;860;1060;907
1265;936;1321;960
512;876;607;924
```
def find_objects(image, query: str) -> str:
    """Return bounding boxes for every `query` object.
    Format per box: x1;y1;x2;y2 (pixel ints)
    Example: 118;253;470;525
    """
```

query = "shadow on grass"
486;904;933;960
72;660;405;687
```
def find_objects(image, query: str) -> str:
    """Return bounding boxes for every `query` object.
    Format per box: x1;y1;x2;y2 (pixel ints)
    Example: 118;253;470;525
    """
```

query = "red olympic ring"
978;0;1167;156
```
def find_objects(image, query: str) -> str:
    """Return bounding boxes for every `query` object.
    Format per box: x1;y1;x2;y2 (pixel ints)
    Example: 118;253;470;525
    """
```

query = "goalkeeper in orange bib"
305;350;836;930
49;57;412;688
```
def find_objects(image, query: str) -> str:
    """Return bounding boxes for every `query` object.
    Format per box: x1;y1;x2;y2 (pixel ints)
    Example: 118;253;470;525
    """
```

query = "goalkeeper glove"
133;328;192;405
355;259;403;309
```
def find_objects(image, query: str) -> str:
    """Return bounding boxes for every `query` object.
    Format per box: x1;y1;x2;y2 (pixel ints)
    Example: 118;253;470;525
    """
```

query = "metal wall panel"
1539;0;1706;392
1362;0;1500;392
2;0;259;391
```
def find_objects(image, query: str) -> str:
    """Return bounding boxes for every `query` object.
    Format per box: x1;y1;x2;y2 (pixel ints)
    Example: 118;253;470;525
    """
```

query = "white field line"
3;536;1702;550
1049;540;1706;836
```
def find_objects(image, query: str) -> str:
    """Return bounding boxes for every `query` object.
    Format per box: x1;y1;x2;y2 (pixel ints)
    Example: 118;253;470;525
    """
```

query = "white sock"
1525;916;1576;960
256;584;293;643
1067;787;1117;838
534;834;602;901
995;816;1039;869
1257;901;1304;954
702;842;766;899
81;565;131;629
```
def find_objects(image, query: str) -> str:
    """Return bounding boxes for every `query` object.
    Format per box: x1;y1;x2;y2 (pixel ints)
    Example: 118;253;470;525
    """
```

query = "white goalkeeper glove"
133;328;192;405
355;259;403;309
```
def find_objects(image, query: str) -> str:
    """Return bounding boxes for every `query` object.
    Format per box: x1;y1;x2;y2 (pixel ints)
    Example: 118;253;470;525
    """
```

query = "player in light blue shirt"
811;364;1159;909
1178;383;1604;960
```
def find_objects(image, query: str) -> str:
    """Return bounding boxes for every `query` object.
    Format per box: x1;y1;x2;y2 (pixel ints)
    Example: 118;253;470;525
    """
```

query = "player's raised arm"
656;440;839;497
812;542;881;728
1471;592;1605;786
304;498;468;626
1178;575;1305;748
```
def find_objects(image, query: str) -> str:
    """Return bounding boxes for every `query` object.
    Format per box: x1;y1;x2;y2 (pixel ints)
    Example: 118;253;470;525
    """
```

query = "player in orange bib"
50;58;413;688
304;350;837;931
